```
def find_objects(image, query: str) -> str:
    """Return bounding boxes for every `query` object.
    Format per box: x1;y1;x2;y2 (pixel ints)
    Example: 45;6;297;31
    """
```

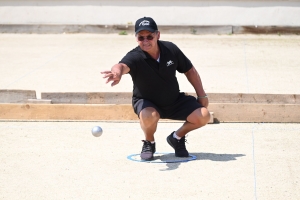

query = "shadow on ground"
159;152;245;171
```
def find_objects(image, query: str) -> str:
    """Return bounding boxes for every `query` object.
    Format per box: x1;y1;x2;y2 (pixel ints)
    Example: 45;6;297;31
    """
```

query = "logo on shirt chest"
166;60;174;67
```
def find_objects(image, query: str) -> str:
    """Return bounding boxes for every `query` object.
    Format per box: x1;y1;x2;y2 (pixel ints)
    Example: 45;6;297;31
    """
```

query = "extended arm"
101;63;130;86
184;66;209;108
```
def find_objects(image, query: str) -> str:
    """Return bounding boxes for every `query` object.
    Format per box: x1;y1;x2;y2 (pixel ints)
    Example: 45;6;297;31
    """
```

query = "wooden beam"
0;90;36;103
208;103;300;123
0;103;299;123
41;92;300;104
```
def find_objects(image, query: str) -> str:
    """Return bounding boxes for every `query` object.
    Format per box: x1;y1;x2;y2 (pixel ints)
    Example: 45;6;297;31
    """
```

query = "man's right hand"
101;70;122;86
101;63;130;86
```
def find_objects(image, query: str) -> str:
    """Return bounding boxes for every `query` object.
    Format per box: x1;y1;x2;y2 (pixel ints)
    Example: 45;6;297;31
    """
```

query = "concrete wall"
0;0;300;26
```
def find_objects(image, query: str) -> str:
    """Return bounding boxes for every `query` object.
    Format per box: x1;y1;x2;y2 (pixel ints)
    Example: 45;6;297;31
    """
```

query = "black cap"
135;17;158;34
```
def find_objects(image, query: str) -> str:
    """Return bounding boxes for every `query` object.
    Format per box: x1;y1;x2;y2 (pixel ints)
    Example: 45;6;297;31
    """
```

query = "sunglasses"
137;34;155;41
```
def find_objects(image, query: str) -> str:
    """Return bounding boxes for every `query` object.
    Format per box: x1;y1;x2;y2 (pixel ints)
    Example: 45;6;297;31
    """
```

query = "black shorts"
132;92;203;121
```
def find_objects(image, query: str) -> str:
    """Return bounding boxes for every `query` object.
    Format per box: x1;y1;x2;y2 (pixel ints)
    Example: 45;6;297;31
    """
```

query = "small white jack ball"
91;126;103;137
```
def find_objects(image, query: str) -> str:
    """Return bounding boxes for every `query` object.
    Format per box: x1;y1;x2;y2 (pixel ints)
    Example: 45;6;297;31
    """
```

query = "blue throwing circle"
127;152;197;163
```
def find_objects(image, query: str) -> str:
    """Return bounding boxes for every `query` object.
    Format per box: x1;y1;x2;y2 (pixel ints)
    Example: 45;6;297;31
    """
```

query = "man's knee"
139;107;160;124
187;107;210;127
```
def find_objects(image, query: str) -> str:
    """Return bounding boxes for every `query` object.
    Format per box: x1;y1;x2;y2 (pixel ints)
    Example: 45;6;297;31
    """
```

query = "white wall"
0;0;300;26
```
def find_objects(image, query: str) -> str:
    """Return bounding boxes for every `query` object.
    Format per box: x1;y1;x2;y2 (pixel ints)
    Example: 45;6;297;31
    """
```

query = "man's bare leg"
139;107;160;160
166;107;210;157
139;107;160;141
176;107;210;137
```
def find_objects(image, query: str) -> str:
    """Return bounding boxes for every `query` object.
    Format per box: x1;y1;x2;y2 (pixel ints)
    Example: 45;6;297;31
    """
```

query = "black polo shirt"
120;40;193;107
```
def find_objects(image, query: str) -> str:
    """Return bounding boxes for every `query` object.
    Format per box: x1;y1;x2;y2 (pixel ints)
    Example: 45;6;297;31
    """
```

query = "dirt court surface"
0;122;299;200
0;33;300;199
0;34;300;97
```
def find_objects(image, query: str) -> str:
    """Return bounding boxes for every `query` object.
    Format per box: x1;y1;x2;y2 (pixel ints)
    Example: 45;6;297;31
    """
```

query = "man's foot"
166;132;189;157
140;140;156;160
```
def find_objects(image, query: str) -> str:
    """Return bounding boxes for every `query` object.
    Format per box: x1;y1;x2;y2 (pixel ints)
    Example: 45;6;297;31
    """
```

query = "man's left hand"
198;97;209;108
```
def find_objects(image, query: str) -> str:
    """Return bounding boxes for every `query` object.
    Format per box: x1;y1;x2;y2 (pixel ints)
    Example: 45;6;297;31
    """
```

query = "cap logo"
139;20;150;26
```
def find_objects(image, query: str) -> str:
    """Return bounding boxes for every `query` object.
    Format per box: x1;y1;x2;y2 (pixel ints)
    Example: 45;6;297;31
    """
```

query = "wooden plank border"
41;92;300;105
0;103;299;123
0;90;36;103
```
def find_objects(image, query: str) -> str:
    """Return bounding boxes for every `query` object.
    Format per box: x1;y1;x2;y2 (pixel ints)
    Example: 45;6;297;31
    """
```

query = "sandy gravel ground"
0;33;300;199
0;34;299;98
0;122;299;200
